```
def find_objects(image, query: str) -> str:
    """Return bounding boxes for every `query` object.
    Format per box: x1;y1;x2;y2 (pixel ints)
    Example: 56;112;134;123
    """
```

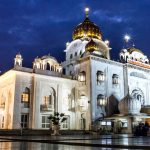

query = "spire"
85;7;89;18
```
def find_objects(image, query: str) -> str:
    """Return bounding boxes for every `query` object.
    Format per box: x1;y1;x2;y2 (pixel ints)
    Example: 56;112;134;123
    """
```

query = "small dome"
72;17;102;40
127;47;143;55
118;94;141;115
85;39;99;52
16;53;22;58
41;54;57;62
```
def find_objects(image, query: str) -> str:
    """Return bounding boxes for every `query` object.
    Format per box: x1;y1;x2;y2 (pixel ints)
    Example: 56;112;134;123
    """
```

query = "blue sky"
0;0;150;72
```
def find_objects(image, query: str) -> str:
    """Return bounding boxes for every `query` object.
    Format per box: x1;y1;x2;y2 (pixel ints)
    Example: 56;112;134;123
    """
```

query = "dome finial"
85;7;89;18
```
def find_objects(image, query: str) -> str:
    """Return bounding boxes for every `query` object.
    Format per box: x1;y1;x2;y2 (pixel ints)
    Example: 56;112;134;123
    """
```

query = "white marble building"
0;9;150;133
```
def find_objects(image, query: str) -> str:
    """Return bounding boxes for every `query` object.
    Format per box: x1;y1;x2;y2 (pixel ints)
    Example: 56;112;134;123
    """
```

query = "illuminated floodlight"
85;7;89;12
124;35;130;42
85;7;89;17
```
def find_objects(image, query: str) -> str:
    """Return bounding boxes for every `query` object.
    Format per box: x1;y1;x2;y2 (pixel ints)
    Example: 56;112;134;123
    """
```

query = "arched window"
51;66;54;71
112;74;119;84
41;88;55;111
97;94;107;106
21;87;30;103
70;54;73;59
75;52;77;57
97;71;105;83
47;63;50;70
120;55;124;61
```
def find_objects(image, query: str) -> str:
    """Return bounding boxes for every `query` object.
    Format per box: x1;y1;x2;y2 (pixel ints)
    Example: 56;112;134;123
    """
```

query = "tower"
14;53;23;67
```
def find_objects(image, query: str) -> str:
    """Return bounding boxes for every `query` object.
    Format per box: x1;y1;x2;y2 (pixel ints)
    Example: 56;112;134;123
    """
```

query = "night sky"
0;0;150;73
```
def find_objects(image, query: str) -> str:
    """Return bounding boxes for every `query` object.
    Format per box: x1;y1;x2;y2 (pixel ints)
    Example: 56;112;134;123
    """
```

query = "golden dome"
72;10;102;40
127;47;144;54
85;39;99;52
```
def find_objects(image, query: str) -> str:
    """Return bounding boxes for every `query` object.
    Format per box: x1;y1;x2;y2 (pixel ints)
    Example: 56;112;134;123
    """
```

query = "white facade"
0;10;150;132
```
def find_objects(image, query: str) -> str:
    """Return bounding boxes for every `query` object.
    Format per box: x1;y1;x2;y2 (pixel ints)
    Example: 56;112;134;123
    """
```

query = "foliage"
48;112;67;126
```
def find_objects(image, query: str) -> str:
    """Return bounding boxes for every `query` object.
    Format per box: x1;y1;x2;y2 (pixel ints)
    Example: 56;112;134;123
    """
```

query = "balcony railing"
40;104;54;111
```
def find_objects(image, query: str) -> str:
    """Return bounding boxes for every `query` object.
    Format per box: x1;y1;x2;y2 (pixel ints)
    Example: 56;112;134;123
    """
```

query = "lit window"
21;87;30;103
112;74;119;84
97;94;107;106
97;71;105;82
22;93;29;102
78;71;86;82
41;115;50;128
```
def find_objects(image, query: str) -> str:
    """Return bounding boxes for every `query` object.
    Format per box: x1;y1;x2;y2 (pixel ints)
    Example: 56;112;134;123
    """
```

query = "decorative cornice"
126;63;150;73
89;55;123;67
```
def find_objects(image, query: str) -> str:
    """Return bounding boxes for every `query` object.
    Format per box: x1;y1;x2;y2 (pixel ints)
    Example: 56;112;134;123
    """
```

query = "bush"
48;112;67;126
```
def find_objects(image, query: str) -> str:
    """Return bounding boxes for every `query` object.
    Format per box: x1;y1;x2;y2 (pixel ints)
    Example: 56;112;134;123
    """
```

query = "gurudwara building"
0;8;150;133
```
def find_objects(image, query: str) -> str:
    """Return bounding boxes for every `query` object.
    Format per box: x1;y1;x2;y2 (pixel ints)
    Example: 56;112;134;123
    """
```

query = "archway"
47;63;50;70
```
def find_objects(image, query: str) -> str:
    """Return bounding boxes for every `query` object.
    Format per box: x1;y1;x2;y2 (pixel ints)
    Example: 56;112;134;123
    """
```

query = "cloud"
93;9;129;23
0;0;150;72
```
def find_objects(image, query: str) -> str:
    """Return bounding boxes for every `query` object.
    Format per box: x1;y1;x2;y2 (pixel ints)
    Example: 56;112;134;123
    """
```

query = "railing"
40;104;54;111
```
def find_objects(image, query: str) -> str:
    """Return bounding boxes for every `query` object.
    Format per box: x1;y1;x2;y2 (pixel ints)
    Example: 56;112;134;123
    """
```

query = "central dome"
72;10;102;40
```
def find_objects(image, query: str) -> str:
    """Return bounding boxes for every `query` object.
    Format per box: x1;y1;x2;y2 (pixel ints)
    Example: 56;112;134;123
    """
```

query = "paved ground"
0;134;149;149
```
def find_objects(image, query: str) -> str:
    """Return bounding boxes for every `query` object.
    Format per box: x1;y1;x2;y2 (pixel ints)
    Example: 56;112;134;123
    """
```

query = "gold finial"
85;7;89;18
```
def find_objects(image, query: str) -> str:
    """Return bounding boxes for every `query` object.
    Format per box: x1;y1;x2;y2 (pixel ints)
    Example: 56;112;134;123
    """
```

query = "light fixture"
85;7;89;17
85;7;89;13
124;35;130;43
